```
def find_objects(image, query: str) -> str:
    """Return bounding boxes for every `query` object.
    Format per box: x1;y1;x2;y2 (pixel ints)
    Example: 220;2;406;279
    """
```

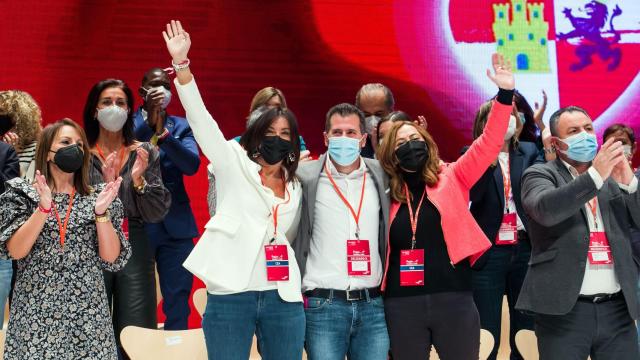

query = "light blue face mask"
328;136;361;166
559;131;598;163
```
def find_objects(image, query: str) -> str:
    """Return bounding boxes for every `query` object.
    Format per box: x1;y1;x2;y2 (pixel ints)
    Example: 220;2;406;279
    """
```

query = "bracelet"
171;58;190;72
38;203;52;214
95;210;111;223
133;177;147;195
543;147;556;154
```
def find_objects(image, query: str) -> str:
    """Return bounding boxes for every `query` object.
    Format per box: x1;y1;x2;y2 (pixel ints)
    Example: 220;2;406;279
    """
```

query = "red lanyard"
588;197;599;231
403;184;427;249
324;162;367;239
260;172;291;241
500;154;511;213
52;188;76;247
95;144;126;174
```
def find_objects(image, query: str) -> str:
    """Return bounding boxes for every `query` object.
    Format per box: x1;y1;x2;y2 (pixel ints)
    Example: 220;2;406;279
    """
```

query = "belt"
578;292;622;304
304;288;381;302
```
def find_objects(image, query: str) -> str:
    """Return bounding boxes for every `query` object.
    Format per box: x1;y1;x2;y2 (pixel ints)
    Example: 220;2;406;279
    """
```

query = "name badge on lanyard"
587;198;613;265
495;213;517;245
495;157;517;245
400;249;424;286
400;184;427;287
324;162;370;277
347;239;371;276
261;172;291;282
265;244;289;281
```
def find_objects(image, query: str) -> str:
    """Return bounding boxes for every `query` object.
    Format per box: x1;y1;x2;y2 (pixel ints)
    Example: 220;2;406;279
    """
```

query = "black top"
385;172;471;298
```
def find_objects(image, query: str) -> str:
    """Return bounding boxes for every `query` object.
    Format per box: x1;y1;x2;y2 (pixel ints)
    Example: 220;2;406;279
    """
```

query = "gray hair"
355;83;395;111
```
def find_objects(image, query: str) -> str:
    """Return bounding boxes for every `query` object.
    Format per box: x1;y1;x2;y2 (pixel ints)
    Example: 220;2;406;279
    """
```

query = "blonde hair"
0;90;42;152
376;121;442;203
249;87;287;116
473;100;519;149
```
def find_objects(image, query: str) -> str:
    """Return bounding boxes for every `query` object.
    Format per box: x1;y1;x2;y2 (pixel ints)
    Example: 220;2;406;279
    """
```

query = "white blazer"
175;77;303;302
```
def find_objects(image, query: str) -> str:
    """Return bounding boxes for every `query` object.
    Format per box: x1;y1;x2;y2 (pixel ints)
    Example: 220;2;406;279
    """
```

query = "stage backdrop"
2;0;639;327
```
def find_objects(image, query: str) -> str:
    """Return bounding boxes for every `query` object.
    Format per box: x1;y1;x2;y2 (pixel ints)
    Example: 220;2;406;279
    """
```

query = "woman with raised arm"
0;118;130;359
376;53;515;360
163;20;305;359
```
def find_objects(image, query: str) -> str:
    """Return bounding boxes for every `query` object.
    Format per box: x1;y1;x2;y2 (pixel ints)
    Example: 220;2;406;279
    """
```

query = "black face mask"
0;115;14;138
258;135;293;165
395;140;429;173
51;144;84;173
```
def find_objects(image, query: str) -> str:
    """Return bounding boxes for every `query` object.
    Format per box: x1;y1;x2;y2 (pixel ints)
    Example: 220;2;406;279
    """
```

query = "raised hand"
2;132;19;148
145;88;166;133
486;53;515;90
592;137;625;181
163;20;191;63
131;147;149;185
534;90;548;128
610;150;634;185
101;152;118;183
415;115;428;130
33;170;52;210
95;177;123;215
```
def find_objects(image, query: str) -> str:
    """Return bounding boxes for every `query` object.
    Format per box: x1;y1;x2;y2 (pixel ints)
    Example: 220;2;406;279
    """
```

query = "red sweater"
381;100;513;291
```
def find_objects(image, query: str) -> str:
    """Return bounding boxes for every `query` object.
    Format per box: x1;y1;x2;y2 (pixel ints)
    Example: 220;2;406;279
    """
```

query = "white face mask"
623;144;633;159
146;86;172;109
504;115;517;141
96;105;128;132
365;115;381;136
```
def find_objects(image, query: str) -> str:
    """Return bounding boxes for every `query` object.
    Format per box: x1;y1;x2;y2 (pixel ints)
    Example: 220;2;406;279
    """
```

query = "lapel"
553;158;590;226
510;146;525;206
494;158;505;211
305;153;327;226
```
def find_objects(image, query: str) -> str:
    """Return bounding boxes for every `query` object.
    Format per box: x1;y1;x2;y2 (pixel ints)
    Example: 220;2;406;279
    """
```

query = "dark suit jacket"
467;141;542;267
517;158;640;318
292;154;390;278
134;108;201;239
0;142;20;193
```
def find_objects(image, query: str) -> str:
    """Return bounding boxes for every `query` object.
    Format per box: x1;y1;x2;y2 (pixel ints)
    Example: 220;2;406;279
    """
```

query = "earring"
288;152;296;163
251;150;260;159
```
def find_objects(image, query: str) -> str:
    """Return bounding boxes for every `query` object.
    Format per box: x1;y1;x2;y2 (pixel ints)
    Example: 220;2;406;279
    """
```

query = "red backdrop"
2;0;639;328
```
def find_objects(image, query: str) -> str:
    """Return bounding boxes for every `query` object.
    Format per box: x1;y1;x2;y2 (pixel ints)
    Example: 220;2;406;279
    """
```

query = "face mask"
504;115;517;141
623;144;633;159
559;131;598;163
259;135;293;165
96;105;128;132
328;136;361;166
395;140;429;172
145;86;172;109
51;144;84;173
365;115;381;136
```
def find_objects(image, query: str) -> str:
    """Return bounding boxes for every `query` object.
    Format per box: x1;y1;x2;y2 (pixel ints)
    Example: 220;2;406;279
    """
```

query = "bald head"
355;83;394;117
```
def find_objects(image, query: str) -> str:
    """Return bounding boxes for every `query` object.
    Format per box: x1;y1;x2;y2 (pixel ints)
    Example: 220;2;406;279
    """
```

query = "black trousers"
104;220;157;347
535;295;639;360
385;291;480;360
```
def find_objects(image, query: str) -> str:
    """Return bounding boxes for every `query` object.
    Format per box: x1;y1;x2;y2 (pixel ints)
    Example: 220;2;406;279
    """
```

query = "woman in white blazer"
163;20;305;359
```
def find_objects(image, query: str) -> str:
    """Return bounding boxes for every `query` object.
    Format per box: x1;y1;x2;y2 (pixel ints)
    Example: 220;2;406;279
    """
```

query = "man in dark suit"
134;68;201;330
518;106;640;359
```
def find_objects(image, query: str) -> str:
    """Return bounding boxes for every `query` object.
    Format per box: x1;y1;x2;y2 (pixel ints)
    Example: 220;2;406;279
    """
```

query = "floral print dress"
0;178;131;359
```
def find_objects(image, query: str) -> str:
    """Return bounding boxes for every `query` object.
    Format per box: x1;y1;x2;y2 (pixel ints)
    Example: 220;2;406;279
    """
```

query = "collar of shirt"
140;108;148;122
325;156;367;179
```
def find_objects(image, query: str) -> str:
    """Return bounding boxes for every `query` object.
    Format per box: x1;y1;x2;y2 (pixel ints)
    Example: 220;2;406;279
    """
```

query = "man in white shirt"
293;103;390;360
517;106;640;360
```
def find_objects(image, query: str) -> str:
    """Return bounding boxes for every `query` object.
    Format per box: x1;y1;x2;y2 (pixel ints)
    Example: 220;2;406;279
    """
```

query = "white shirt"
303;158;382;291
498;152;524;230
560;160;638;295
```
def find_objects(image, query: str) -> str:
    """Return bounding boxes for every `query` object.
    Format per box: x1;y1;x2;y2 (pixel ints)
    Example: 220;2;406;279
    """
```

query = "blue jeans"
202;290;305;360
472;236;534;360
304;292;389;360
0;260;12;329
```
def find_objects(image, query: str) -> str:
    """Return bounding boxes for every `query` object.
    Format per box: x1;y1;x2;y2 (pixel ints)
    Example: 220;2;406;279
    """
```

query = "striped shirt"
17;141;37;181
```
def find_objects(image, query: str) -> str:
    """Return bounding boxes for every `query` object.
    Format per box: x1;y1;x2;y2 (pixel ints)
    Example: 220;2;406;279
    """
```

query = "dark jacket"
133;109;200;239
0;142;20;194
